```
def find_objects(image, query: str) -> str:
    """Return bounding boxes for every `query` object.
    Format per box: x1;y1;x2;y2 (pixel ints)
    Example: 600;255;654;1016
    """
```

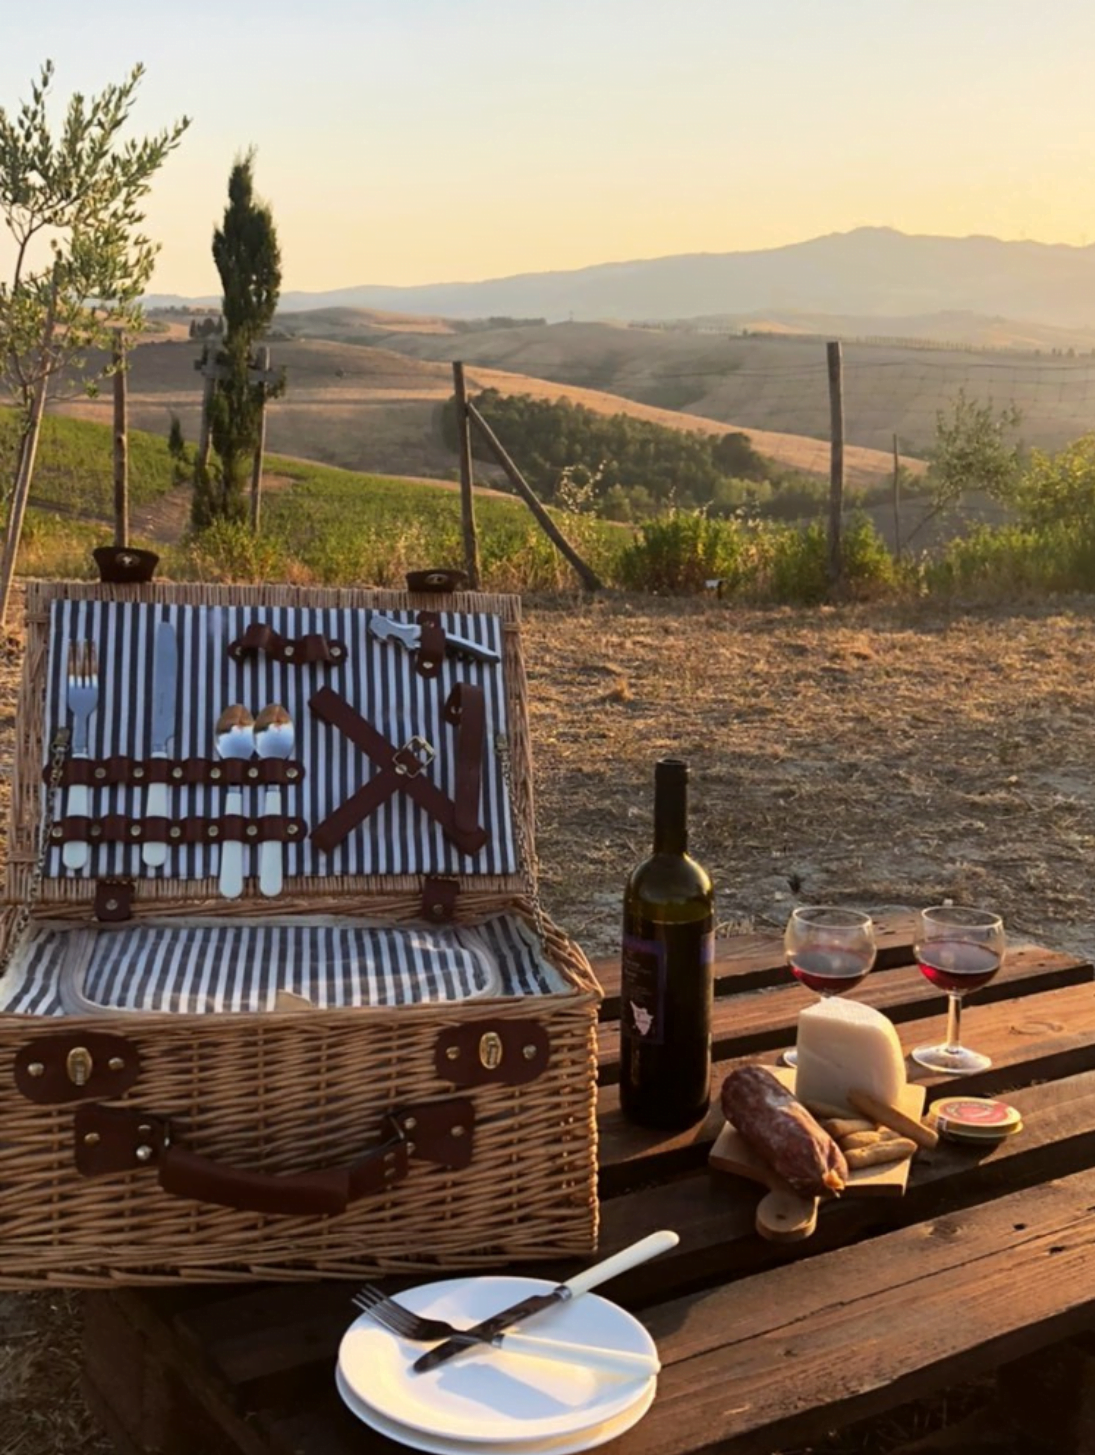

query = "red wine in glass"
789;947;874;995
917;939;1002;995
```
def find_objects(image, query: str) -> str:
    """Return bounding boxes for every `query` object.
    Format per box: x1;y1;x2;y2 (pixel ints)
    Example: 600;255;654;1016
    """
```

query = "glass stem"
944;993;963;1053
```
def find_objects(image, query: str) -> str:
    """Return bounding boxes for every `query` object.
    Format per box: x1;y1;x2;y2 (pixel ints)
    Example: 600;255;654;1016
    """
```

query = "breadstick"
844;1137;917;1168
840;1128;910;1150
802;1099;852;1121
848;1087;940;1150
821;1118;876;1139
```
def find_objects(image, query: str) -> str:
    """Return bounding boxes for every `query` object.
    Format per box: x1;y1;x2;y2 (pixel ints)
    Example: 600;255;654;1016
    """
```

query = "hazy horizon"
5;1;1095;296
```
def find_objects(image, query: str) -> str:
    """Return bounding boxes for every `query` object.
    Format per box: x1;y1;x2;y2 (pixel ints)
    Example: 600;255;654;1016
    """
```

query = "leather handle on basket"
74;1099;475;1218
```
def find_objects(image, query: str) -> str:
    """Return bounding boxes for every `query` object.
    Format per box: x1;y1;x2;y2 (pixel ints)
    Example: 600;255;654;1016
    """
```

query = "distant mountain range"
143;228;1095;332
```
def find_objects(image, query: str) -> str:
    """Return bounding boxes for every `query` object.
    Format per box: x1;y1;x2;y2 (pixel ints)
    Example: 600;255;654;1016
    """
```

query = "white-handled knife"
411;1229;678;1374
142;622;178;868
368;616;500;664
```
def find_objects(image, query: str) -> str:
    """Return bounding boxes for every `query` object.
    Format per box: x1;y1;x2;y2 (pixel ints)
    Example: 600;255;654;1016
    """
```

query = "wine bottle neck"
653;776;688;855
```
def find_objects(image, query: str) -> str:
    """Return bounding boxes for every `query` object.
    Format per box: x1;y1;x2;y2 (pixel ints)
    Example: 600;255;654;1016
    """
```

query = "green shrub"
616;513;751;594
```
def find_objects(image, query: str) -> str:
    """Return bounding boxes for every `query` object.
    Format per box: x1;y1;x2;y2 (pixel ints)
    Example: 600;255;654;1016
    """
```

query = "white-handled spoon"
254;704;294;898
215;704;254;899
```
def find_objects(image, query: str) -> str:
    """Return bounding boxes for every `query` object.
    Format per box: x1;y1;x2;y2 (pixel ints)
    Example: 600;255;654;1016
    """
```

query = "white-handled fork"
62;641;99;871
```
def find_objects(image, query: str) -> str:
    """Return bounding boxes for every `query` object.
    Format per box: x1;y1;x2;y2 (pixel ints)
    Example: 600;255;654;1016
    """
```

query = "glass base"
911;1042;992;1074
781;1047;798;1068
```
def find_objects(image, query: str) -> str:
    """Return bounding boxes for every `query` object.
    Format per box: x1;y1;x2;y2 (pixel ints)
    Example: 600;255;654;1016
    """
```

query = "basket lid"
11;580;535;916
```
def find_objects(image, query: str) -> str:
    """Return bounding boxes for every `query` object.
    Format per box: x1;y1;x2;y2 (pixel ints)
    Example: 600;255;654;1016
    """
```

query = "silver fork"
351;1287;659;1377
63;641;99;870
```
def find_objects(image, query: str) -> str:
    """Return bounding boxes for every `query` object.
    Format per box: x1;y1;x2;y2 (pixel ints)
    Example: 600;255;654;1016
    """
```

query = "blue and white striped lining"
44;599;517;881
0;915;569;1017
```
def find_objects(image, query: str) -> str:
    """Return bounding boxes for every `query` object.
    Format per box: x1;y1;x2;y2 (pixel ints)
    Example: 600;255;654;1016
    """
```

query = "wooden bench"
82;913;1095;1454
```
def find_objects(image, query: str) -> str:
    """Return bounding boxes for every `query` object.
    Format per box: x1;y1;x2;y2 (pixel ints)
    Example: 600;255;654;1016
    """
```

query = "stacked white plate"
336;1275;660;1455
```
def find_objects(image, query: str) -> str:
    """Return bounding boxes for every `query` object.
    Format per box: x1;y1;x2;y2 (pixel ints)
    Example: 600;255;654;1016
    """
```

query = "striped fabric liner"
44;599;517;881
0;915;567;1017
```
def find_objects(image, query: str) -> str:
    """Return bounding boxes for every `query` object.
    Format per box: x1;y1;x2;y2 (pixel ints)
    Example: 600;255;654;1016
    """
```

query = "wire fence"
23;331;1095;550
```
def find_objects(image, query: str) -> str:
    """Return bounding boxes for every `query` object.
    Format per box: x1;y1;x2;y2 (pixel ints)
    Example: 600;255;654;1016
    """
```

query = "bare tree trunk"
0;269;61;627
466;401;603;591
113;329;129;547
892;432;901;558
250;346;269;533
826;340;845;590
451;362;481;589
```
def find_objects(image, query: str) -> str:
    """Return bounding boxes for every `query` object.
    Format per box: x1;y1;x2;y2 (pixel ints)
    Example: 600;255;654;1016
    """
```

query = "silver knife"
411;1229;678;1374
142;621;178;868
368;615;501;665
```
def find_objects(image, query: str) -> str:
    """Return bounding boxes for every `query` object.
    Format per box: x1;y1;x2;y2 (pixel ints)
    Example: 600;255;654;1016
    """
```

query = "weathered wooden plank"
591;908;920;1012
597;942;1093;1078
615;1165;1095;1455
597;979;1095;1185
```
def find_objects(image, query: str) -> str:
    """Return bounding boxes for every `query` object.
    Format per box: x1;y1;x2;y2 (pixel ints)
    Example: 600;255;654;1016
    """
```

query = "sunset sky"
4;0;1095;296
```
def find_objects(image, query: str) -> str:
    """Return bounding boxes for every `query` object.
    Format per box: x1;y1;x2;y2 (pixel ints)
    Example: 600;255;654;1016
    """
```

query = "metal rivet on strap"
431;903;445;916
210;767;222;781
94;767;107;780
108;1057;125;1072
135;1145;153;1163
171;766;184;780
246;824;259;837
27;1062;45;1078
129;825;141;838
138;1124;152;1136
286;767;299;780
208;825;220;838
405;1141;416;1156
247;765;260;780
83;1132;101;1147
104;898;118;912
132;766;145;780
284;644;295;658
90;824;103;838
403;1116;417;1131
331;646;343;658
169;826;182;840
420;659;437;672
523;1045;538;1060
287;824;299;837
451;1125;466;1138
51;826;63;840
445;1045;460;1060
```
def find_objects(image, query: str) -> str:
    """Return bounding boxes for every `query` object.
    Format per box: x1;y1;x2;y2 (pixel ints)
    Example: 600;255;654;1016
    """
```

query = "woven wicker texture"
0;580;601;1287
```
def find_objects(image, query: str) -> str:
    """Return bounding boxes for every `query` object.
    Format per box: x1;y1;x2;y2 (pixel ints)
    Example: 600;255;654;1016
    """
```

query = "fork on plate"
350;1286;660;1378
63;640;99;870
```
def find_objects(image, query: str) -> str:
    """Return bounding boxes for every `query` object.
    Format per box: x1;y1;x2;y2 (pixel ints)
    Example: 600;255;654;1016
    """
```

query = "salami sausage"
721;1065;848;1197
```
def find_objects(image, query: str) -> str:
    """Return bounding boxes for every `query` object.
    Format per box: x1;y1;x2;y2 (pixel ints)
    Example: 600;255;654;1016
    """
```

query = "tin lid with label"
932;1096;1023;1141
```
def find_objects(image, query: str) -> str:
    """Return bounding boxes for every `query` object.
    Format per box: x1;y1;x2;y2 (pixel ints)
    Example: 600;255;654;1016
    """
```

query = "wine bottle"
619;757;715;1129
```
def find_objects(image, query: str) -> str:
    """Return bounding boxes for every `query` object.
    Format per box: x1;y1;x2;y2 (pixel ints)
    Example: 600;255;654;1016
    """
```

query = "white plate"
338;1276;658;1443
335;1364;657;1455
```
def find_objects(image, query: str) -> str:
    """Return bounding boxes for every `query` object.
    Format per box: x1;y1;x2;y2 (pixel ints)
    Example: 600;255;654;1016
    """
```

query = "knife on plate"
368;615;501;665
411;1229;679;1374
142;621;178;868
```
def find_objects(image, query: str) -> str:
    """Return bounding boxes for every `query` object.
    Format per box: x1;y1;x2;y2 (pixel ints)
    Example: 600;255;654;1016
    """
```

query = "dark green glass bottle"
619;758;714;1129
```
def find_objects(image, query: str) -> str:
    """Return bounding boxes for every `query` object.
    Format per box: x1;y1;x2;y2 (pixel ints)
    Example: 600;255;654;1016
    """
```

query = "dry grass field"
2;583;1094;1452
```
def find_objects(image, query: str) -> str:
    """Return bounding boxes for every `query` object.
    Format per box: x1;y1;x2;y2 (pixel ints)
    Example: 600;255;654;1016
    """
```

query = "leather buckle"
393;735;435;779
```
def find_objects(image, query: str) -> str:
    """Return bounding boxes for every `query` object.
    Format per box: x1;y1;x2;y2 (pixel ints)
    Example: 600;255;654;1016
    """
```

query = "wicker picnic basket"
0;577;601;1288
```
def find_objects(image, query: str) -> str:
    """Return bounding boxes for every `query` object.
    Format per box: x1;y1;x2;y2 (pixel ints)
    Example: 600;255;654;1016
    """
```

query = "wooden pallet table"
82;913;1095;1455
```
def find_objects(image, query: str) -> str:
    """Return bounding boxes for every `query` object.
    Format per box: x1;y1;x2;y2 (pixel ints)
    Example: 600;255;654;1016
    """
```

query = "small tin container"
931;1096;1023;1144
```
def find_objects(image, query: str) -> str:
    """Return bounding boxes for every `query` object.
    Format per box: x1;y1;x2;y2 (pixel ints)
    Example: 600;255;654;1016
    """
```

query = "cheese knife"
411;1228;678;1374
368;615;501;665
142;621;178;868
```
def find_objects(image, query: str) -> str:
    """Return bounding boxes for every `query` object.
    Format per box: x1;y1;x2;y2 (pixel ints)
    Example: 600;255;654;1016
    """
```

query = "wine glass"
782;907;877;1067
911;905;1005;1074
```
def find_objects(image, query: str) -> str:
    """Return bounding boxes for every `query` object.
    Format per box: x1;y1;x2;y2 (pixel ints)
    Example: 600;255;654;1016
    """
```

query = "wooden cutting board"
709;1067;927;1241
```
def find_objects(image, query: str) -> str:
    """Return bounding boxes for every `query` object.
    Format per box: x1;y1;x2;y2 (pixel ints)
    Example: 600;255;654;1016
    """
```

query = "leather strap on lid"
308;686;487;856
228;622;347;667
414;611;446;679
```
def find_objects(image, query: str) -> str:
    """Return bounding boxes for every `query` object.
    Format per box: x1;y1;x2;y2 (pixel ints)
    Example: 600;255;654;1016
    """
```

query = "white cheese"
793;997;907;1111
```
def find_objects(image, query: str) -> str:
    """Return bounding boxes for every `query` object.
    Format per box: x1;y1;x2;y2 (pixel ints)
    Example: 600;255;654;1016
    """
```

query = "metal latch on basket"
435;1020;551;1087
14;1032;142;1103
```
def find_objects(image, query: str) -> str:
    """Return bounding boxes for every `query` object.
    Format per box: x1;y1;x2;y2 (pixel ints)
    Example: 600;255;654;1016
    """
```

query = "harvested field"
1;585;1093;1453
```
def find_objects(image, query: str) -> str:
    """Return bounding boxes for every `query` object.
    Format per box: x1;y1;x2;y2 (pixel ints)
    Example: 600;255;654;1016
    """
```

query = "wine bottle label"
621;935;666;1044
621;926;714;1045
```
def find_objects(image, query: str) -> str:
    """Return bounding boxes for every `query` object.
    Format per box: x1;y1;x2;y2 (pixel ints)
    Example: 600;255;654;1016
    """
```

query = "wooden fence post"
113;329;129;547
250;346;270;533
465;401;603;592
892;432;901;558
452;362;481;589
827;340;845;589
0;266;61;628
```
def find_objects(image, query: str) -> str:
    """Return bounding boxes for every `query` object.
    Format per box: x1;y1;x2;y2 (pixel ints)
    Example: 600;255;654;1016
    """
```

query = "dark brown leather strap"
16;1033;142;1104
308;687;488;856
74;1099;474;1217
422;876;461;922
228;622;347;667
443;683;486;837
44;756;305;788
414;611;445;679
49;814;307;846
94;879;135;922
406;568;468;593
